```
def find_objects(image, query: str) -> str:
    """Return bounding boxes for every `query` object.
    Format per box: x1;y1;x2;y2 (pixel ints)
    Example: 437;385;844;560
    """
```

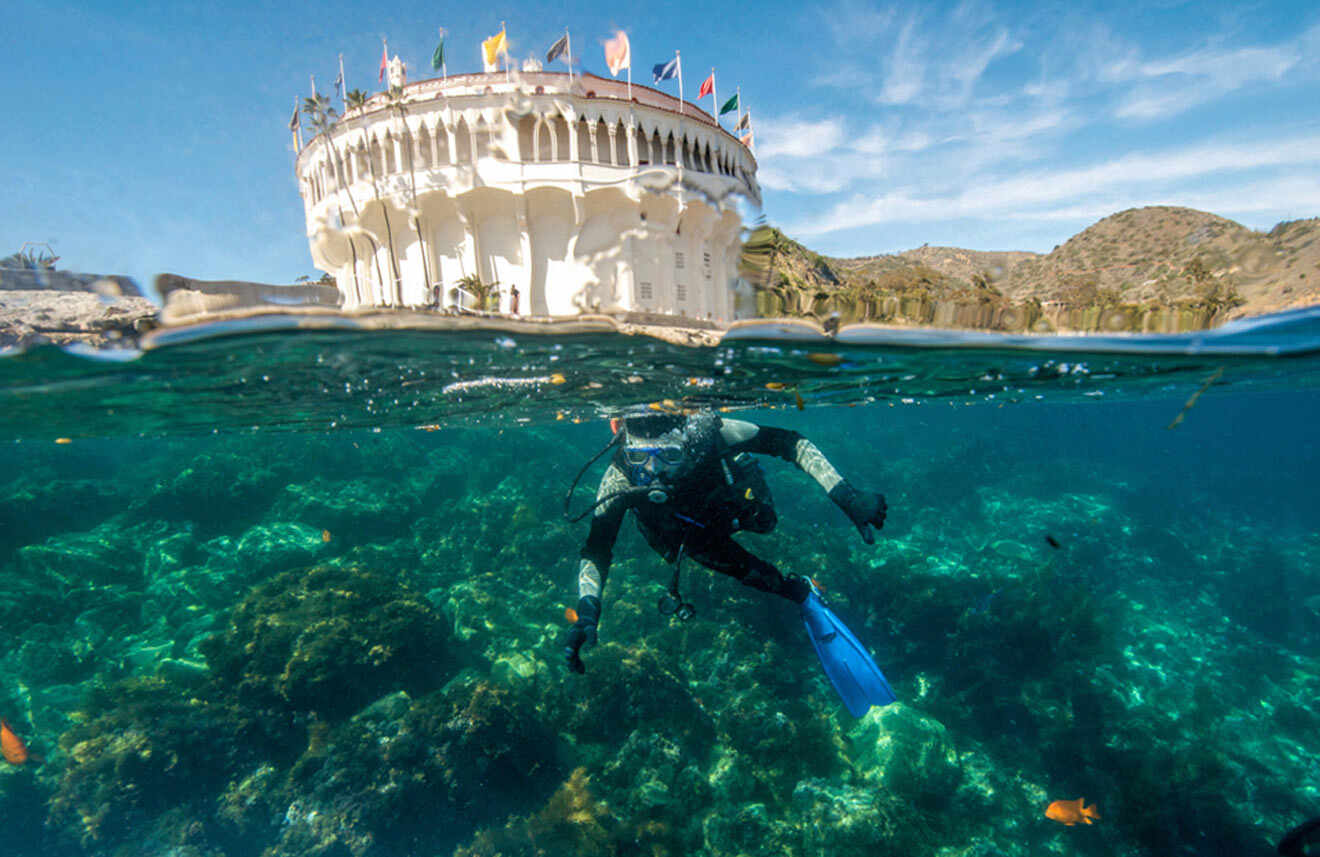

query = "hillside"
753;207;1320;333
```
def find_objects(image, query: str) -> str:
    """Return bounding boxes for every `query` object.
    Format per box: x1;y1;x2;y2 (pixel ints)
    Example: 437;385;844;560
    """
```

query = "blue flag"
652;57;679;84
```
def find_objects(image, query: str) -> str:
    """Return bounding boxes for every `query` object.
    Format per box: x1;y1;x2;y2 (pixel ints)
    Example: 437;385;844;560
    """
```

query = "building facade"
293;70;759;320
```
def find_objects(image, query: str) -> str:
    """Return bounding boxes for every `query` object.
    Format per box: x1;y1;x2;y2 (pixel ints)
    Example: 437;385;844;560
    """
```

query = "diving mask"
624;443;687;486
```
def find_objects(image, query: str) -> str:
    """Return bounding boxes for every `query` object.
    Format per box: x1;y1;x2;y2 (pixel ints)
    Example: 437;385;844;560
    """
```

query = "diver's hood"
623;411;722;471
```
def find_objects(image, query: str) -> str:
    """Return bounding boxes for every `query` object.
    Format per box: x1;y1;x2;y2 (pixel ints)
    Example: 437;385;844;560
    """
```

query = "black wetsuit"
576;419;858;607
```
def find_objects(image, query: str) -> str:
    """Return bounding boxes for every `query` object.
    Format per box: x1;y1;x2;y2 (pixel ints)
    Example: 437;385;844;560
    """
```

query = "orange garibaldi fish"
1;719;31;765
1046;797;1100;826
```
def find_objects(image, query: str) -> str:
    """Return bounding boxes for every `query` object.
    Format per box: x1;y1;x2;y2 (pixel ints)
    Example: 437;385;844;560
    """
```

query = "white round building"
294;70;760;321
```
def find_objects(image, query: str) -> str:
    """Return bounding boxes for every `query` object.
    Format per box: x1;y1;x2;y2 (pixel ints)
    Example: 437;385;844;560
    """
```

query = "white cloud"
1113;42;1303;120
785;133;1320;237
878;15;926;105
756;117;847;159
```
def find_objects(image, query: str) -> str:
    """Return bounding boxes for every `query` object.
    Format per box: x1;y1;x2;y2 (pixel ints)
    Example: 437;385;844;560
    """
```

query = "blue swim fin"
801;586;896;717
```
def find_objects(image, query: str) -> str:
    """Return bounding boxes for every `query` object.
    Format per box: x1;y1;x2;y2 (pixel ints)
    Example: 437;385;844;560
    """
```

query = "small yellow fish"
54;438;72;445
321;529;332;543
549;373;566;385
806;352;843;367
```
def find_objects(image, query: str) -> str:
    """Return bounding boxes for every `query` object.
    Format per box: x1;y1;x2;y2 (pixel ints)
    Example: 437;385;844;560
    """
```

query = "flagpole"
677;51;683;116
710;69;717;128
292;96;303;153
566;28;572;84
502;22;510;84
626;63;631;101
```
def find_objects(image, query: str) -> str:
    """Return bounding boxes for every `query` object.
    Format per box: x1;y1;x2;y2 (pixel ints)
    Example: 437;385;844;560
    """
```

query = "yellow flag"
482;27;507;72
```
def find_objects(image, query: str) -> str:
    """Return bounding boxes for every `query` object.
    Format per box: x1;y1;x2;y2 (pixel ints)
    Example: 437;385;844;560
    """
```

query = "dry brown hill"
757;206;1320;332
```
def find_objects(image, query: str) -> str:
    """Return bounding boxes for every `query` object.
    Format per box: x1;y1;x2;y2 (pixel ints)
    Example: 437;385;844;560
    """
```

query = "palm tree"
455;274;499;313
346;89;369;112
302;92;377;305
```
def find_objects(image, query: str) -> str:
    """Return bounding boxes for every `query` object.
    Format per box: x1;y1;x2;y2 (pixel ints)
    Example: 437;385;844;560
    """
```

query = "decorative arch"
534;117;551;162
384;131;397;174
415;125;431;169
595;118;610;164
615;119;629;166
552;114;570;161
577;117;591;163
454;117;472;163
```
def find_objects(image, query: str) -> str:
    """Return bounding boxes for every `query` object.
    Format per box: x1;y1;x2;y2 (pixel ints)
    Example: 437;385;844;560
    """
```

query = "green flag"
432;37;445;71
719;93;738;115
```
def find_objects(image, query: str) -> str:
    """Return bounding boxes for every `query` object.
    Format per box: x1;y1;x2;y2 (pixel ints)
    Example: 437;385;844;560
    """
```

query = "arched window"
370;137;384;177
596;118;611;164
553;114;570;161
664;133;676;165
454;117;472;163
651;130;663;165
474;116;492;160
416;125;431;169
535;118;551;162
434;123;450;165
616;120;629;166
384;132;397;174
577;117;591;163
517;115;535;161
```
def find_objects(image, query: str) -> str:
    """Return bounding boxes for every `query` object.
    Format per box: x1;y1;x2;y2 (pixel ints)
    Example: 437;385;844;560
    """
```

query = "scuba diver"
562;409;896;717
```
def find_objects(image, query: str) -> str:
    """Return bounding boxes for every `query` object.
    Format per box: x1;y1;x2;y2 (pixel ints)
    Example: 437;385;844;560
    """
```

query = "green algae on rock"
201;564;458;720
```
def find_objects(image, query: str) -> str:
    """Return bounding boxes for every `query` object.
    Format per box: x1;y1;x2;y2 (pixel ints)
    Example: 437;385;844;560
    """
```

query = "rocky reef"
1;414;1316;857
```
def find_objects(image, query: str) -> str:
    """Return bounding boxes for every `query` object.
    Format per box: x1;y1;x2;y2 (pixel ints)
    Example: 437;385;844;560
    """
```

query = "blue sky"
4;0;1318;295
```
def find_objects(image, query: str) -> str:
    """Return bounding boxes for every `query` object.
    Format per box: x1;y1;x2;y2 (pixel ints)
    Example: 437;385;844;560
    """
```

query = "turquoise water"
2;311;1319;857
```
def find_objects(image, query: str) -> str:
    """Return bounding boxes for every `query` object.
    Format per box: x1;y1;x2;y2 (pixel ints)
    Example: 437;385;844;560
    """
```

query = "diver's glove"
829;482;887;544
564;595;601;674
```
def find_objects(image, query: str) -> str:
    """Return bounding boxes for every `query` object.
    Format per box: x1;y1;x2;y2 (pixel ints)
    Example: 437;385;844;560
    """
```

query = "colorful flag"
604;31;630;77
432;35;445;71
289;104;300;131
378;44;388;81
734;111;750;132
740;131;754;150
652;56;678;84
483;27;508;72
546;34;569;64
719;93;739;115
698;73;714;99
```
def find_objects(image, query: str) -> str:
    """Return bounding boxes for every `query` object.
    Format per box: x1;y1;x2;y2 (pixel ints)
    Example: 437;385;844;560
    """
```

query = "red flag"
698;74;714;99
378;45;388;82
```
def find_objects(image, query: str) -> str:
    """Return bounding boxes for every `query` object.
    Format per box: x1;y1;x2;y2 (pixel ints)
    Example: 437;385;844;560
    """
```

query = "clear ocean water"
2;310;1318;857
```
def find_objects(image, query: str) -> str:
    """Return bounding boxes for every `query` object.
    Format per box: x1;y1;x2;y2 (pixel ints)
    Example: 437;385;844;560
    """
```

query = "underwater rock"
790;779;915;857
0;475;121;561
456;767;618;857
138;450;292;533
47;678;258;855
268;679;562;857
848;703;961;805
271;476;420;545
200;564;458;720
16;518;157;588
547;644;716;754
705;801;797;855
